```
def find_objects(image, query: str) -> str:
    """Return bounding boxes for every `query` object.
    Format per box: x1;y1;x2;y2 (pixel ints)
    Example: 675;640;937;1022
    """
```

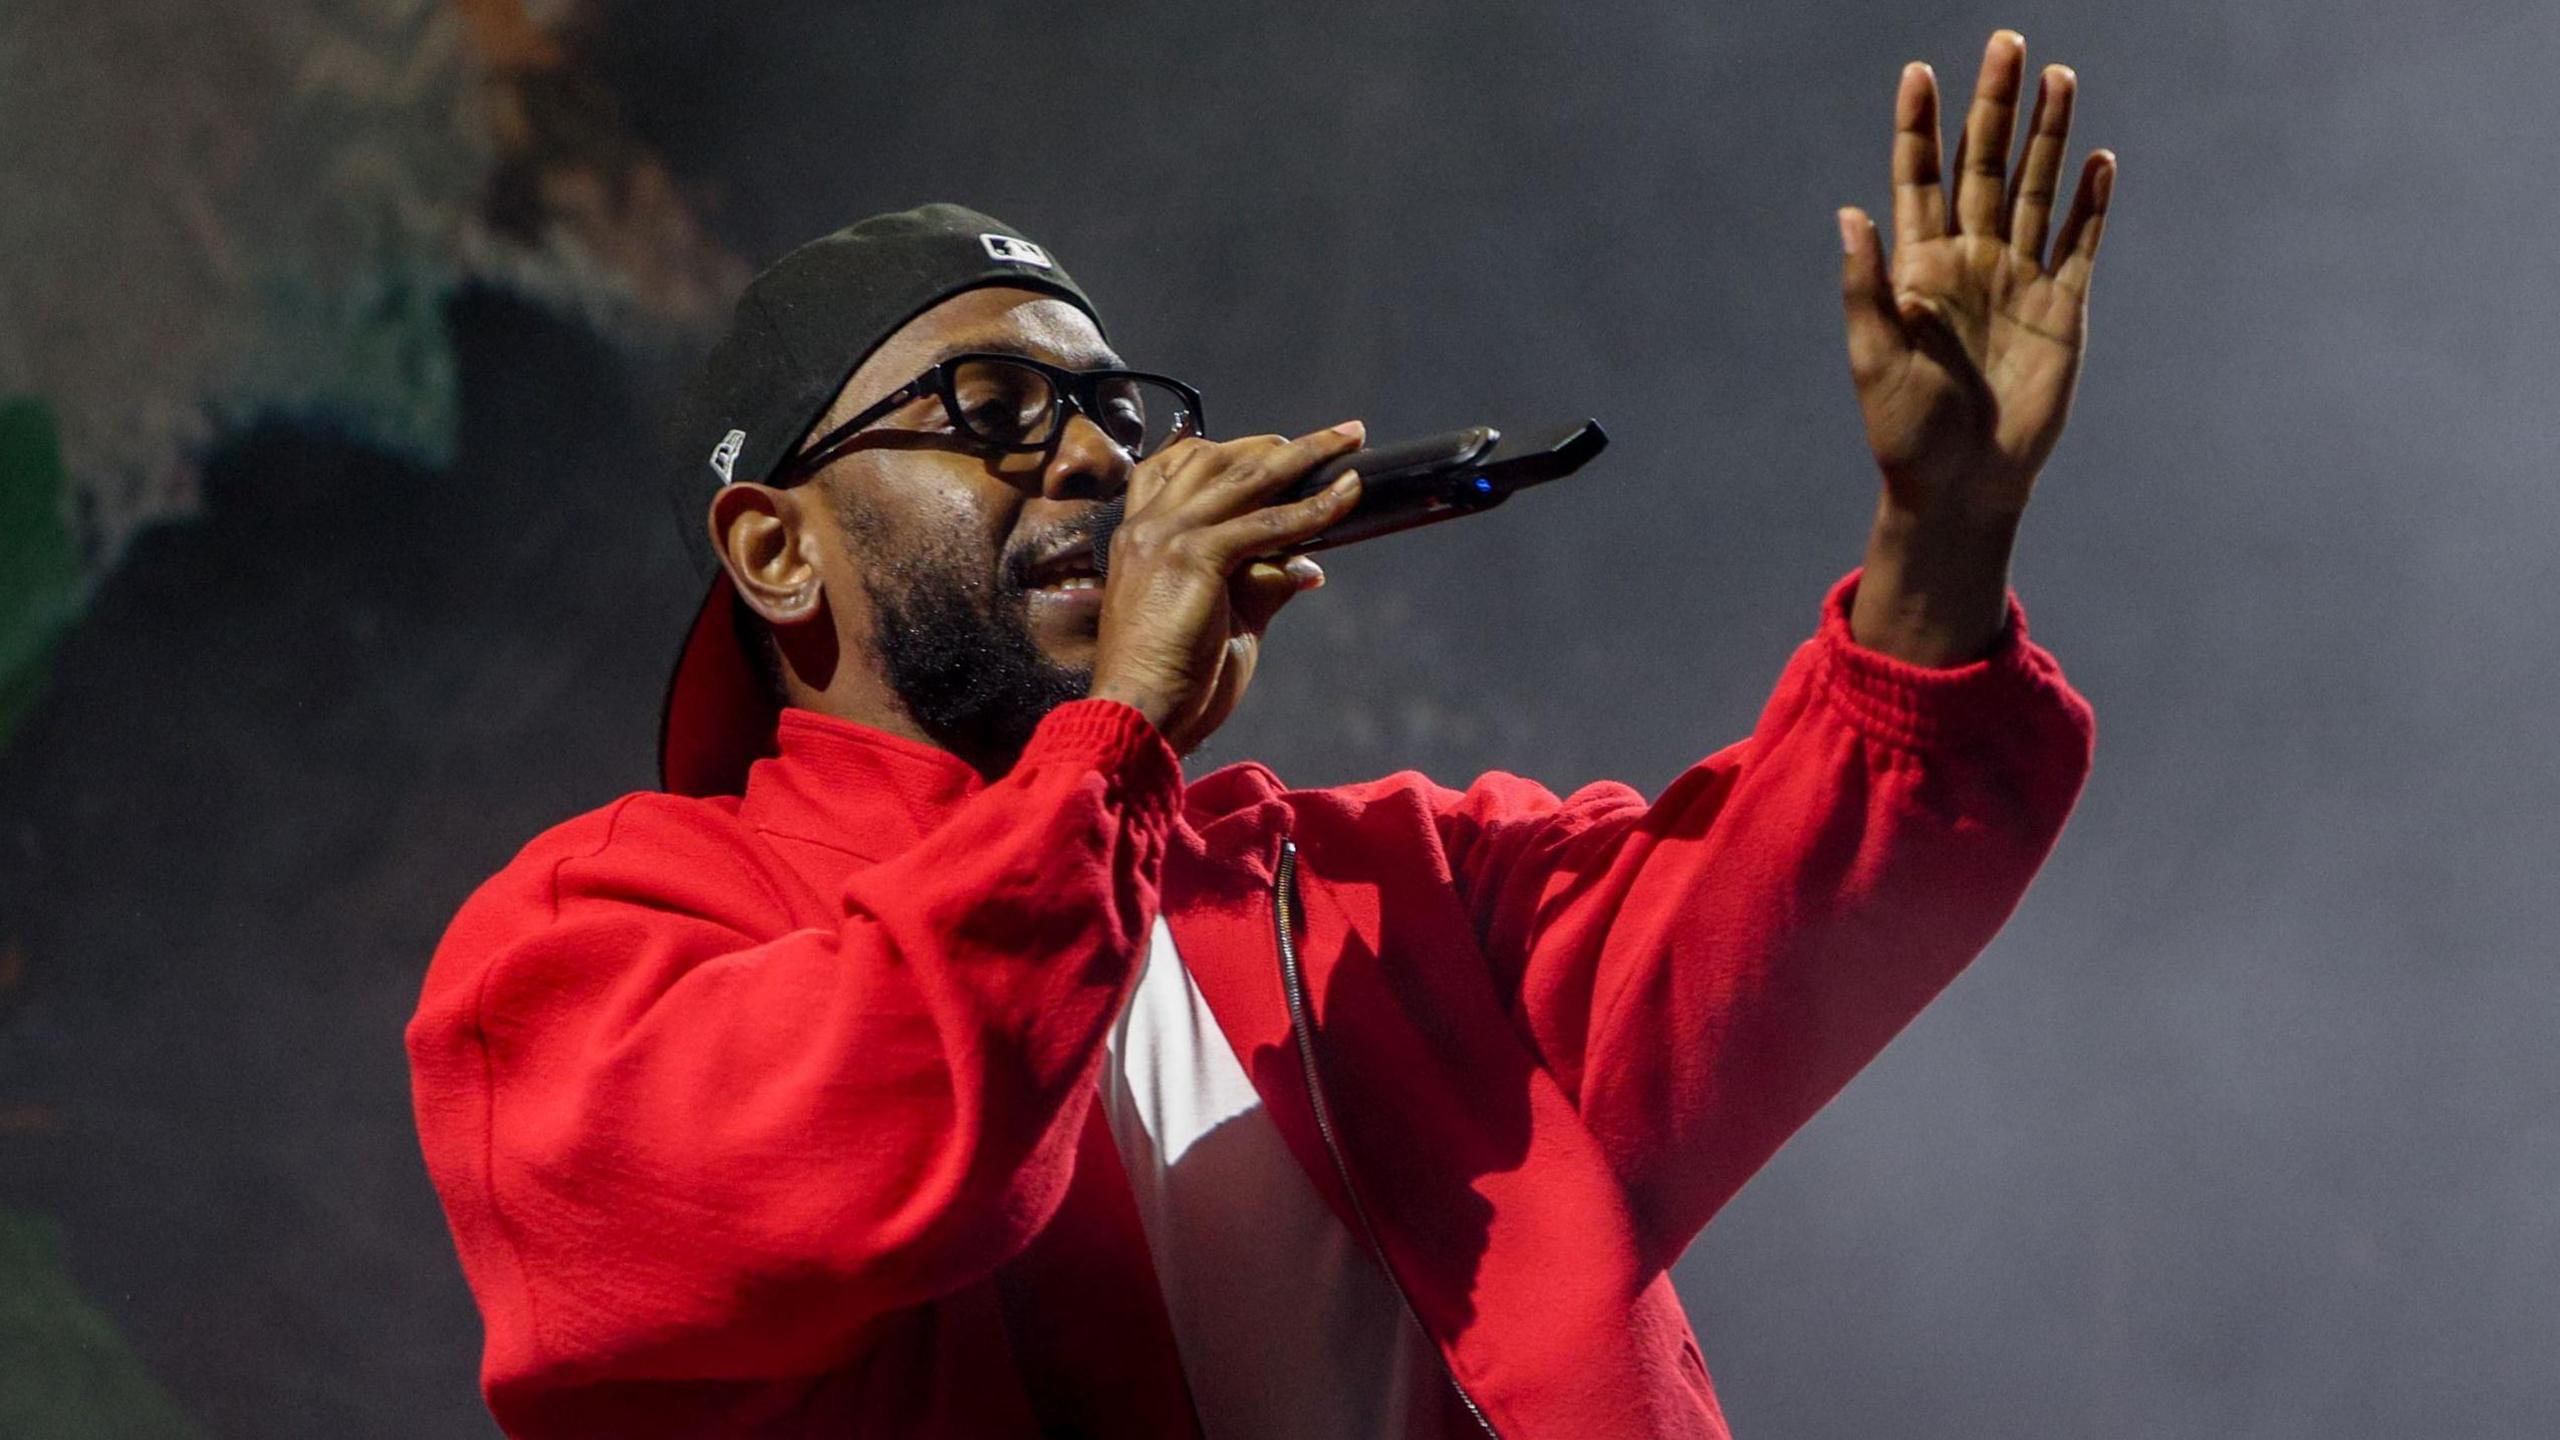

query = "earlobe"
709;484;824;624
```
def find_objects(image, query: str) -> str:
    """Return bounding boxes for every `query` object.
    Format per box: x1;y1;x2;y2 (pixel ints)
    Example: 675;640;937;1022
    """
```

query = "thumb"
1838;207;1904;385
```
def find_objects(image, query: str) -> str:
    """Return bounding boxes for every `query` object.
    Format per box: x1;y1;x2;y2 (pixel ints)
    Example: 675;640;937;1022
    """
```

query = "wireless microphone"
1089;420;1608;579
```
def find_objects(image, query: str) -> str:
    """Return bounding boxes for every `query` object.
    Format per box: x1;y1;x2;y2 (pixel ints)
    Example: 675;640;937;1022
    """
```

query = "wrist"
1087;675;1179;736
1852;495;2021;666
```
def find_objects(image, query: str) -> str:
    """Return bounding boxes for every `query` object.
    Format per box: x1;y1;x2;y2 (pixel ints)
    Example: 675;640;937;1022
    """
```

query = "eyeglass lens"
946;358;1190;457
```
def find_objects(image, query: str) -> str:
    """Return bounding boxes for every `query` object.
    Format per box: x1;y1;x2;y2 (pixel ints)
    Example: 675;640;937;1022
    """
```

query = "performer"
409;30;2112;1439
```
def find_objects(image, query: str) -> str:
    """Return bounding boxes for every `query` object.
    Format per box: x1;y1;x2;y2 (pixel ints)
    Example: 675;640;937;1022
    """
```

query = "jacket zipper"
1273;839;1503;1438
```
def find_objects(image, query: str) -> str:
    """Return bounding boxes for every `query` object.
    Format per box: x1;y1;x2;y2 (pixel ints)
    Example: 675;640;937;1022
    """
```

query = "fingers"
1838;208;1905;384
1135;421;1362;528
1890;62;1948;247
1091;425;1355;748
1117;432;1210;528
1196;471;1362;569
1203;422;1363;507
2051;150;2117;295
1889;32;2106;278
1167;638;1251;757
2008;65;2077;263
1230;557;1321;638
1954;31;2027;239
1111;422;1361;579
1162;560;1320;755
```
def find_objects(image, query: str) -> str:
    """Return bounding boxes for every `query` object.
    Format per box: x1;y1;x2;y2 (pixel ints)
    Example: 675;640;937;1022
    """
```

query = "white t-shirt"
1101;917;1448;1439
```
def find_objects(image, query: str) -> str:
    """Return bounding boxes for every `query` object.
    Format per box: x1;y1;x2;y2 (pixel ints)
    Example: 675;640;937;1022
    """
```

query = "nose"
1038;412;1131;503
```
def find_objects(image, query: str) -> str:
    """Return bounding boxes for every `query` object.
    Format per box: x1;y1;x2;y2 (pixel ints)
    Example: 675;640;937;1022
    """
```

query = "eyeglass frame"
770;351;1206;485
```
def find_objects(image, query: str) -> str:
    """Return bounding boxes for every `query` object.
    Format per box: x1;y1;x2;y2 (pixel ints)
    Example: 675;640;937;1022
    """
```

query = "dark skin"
709;283;1362;758
1843;30;2116;663
712;29;2115;758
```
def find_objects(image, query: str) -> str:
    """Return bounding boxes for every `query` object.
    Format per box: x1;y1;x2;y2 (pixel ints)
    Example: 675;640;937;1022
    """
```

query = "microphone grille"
1089;495;1128;579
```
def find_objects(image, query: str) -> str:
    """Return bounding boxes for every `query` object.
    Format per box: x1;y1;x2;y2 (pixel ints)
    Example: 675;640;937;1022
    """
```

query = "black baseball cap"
659;203;1102;797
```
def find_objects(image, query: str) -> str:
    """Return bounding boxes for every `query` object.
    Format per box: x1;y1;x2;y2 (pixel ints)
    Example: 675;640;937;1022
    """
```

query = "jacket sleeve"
1429;572;2094;1268
405;699;1180;1395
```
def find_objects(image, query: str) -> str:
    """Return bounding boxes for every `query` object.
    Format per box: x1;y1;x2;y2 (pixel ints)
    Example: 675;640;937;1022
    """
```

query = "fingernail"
1837;208;1861;253
1285;555;1326;589
1330;470;1361;496
1331;419;1365;439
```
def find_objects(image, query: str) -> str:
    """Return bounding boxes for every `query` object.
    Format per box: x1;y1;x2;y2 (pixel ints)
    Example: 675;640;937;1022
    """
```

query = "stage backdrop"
3;2;2555;1436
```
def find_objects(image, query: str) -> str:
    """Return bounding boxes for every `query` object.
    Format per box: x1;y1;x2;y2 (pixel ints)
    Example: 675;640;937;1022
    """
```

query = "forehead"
829;286;1116;418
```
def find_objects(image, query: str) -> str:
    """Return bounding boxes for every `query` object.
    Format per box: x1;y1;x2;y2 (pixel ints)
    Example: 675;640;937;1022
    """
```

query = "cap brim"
659;572;780;797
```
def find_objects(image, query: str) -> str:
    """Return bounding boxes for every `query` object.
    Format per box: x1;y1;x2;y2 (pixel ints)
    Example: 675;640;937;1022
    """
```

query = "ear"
708;483;825;625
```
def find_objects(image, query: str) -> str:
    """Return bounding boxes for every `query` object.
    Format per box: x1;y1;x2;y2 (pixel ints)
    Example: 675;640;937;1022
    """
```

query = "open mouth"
1018;538;1102;593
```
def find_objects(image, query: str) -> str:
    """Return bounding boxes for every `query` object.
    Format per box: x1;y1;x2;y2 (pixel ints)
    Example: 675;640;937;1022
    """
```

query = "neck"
783;665;956;765
769;596;1082;781
760;604;942;757
784;673;1044;782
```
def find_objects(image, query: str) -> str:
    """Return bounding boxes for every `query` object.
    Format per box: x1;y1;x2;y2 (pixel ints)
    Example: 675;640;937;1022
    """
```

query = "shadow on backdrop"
2;2;2558;1437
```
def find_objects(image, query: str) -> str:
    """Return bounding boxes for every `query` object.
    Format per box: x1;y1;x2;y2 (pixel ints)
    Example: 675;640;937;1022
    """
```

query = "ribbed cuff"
1018;698;1185;821
1814;568;2085;754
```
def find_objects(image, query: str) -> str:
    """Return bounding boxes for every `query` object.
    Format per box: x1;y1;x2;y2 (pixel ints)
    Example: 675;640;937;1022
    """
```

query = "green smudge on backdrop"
0;1209;201;1438
0;401;203;1433
0;398;83;750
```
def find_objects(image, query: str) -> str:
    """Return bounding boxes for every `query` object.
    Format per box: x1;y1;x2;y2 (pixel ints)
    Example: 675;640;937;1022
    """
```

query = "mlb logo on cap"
980;233;1054;269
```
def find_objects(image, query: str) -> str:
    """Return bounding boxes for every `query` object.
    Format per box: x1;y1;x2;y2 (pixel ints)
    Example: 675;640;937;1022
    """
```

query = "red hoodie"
407;574;2094;1437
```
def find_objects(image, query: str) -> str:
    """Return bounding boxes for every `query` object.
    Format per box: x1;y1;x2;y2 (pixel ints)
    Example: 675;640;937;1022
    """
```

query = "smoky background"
1;1;2554;1435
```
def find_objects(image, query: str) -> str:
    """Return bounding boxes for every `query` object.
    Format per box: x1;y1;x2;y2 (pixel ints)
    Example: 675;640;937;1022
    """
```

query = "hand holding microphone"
1091;420;1608;578
1085;415;1608;752
1085;422;1367;753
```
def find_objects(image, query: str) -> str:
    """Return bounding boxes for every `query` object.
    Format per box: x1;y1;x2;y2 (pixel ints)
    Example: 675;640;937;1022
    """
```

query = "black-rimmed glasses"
774;353;1204;483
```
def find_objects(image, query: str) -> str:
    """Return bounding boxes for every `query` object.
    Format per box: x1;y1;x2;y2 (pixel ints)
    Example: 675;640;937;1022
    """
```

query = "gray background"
4;0;2557;1435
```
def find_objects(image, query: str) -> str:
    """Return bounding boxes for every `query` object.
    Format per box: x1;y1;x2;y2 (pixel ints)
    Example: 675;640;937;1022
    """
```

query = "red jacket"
408;574;2093;1437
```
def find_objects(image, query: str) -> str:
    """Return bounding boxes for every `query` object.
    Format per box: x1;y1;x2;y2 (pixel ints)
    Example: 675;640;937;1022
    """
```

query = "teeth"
1047;576;1102;592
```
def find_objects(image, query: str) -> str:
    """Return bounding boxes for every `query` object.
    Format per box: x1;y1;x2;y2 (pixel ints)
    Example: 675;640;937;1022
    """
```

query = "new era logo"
708;429;747;484
980;233;1054;269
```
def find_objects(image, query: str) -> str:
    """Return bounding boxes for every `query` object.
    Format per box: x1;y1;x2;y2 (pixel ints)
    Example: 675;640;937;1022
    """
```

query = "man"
409;30;2111;1439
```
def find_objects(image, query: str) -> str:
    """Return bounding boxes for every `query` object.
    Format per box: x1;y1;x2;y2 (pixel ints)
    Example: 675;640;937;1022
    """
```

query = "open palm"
1840;33;2115;523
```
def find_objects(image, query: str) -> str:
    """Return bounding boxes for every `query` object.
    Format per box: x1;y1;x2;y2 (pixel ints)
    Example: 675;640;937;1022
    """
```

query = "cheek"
835;468;1017;586
917;485;1013;563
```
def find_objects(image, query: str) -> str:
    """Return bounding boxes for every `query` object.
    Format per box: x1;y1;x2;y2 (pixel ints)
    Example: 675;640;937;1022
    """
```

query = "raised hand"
1836;30;2116;664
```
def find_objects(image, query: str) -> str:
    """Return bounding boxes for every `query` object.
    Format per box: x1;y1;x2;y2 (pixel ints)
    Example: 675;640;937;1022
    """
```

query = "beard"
837;488;1095;777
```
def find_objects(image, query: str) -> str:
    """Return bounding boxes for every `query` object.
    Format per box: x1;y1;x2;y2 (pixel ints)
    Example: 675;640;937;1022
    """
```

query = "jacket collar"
736;708;988;864
735;705;1301;865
